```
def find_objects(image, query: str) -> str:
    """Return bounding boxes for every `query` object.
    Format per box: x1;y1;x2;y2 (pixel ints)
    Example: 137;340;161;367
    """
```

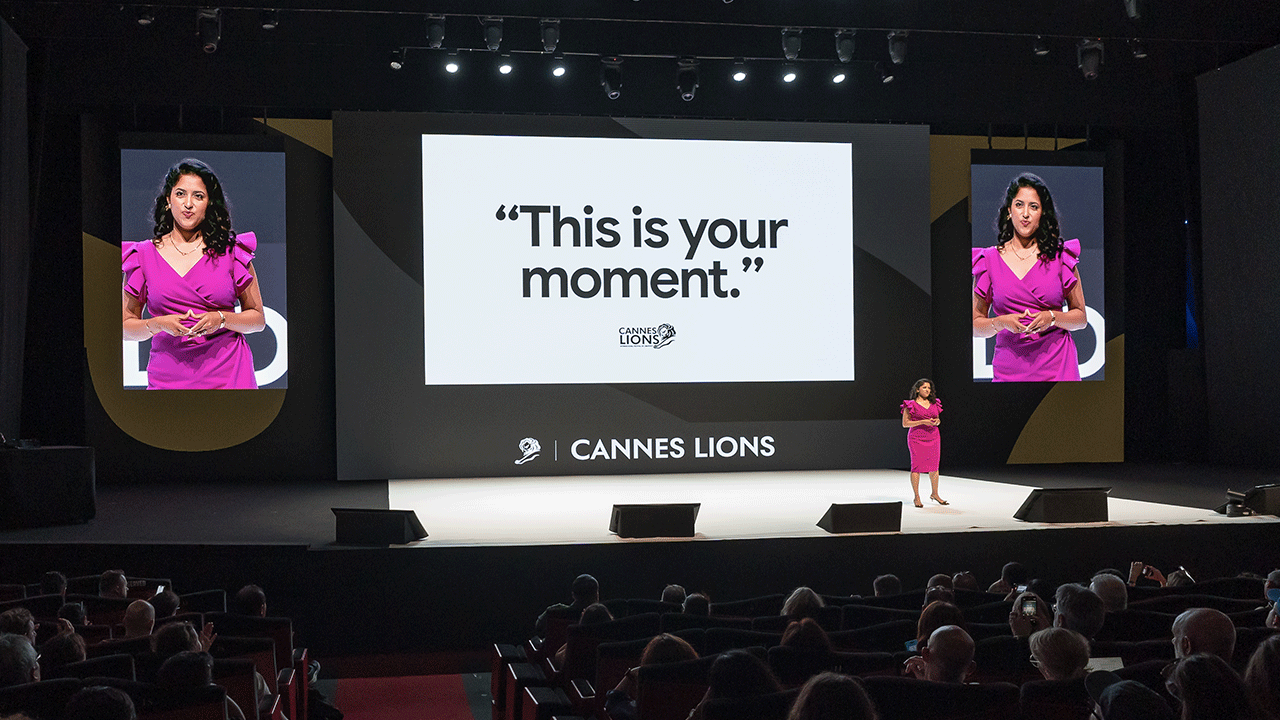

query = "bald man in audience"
1172;608;1235;662
918;625;976;683
1090;573;1128;612
122;600;155;639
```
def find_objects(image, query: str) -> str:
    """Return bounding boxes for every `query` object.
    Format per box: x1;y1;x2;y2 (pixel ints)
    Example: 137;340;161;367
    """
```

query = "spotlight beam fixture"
136;6;155;26
835;29;855;63
197;7;221;54
887;31;907;65
1077;38;1104;79
781;28;802;61
389;48;405;70
481;16;503;52
540;18;560;53
600;56;623;100
677;58;699;101
260;9;278;31
426;15;445;49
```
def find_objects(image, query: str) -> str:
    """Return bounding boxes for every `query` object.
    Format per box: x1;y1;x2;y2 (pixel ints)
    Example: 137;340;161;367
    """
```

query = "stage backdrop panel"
335;113;931;480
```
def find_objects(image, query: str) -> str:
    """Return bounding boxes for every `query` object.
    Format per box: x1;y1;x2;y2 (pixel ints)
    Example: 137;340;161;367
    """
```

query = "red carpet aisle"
334;674;476;720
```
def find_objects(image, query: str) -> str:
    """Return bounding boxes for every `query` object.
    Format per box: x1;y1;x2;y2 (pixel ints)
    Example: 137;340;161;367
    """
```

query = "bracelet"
218;310;226;329
1049;310;1057;327
146;321;154;336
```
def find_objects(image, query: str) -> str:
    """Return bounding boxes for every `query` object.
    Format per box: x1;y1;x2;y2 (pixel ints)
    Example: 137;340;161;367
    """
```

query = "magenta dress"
972;239;1082;382
901;399;941;473
122;232;258;389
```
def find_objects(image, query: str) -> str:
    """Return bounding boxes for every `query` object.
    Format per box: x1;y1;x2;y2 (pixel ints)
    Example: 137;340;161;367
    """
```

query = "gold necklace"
169;236;204;256
1006;244;1038;261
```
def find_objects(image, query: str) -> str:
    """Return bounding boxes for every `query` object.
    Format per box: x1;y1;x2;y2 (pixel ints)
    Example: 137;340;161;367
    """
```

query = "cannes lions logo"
619;323;676;349
514;437;541;465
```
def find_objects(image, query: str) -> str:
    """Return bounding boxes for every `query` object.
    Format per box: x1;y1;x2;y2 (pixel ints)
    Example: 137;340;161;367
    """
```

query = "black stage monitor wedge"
1013;487;1111;523
610;503;700;538
332;508;428;545
816;502;902;534
1243;484;1280;516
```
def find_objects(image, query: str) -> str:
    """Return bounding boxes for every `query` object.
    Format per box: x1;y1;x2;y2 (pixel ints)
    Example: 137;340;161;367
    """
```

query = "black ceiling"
2;1;1277;130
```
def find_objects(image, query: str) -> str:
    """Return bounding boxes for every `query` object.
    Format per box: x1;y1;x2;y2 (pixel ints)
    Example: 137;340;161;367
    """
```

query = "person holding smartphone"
1007;591;1052;638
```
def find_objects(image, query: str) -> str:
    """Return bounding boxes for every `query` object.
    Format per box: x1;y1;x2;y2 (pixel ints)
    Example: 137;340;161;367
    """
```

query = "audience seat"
838;619;917;653
522;685;573;720
1089;639;1173;666
1093;609;1177;642
840;604;918;630
505;662;550;720
87;635;153;659
703;628;782;655
710;594;786;618
179;590;227;614
559;613;662;684
660;613;751;633
0;677;83;720
1234;626;1279;670
701;687;801;720
861;676;1020;720
491;643;527;720
1128;593;1263;614
50;652;138;681
0;583;25;602
964;601;1015;624
970;635;1037;685
750;606;842;633
1019;676;1091;720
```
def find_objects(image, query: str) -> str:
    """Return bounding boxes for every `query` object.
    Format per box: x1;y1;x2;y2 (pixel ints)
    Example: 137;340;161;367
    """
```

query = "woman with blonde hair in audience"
786;672;878;720
782;587;825;620
1029;627;1089;681
1244;634;1280;720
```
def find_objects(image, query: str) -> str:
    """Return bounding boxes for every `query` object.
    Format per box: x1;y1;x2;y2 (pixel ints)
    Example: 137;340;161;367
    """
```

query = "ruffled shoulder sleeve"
122;241;148;299
934;399;942;414
899;400;914;415
972;247;994;301
1059;238;1081;291
230;232;257;294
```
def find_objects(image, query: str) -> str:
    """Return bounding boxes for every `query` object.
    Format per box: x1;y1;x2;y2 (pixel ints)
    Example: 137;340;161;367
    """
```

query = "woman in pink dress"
901;378;944;508
972;173;1088;382
121;159;265;389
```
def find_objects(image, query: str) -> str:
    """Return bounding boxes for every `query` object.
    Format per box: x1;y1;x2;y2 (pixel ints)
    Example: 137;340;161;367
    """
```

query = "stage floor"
387;469;1276;547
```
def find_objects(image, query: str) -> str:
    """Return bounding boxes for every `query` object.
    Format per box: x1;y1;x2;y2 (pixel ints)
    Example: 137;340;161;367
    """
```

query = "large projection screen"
335;114;930;480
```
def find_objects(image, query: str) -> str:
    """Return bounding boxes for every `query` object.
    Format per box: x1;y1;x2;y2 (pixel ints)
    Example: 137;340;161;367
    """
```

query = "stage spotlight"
731;58;747;82
1130;38;1147;59
835;29;855;63
481;17;503;52
1124;0;1142;20
197;8;221;54
782;65;797;83
426;15;445;49
389;48;405;70
540;18;560;53
781;28;802;61
677;58;699;101
831;67;847;84
877;61;894;83
260;9;278;31
600;57;623;100
887;31;907;65
1033;36;1049;56
551;54;567;77
498;55;513;75
136;6;155;26
445;52;460;74
1077;38;1103;79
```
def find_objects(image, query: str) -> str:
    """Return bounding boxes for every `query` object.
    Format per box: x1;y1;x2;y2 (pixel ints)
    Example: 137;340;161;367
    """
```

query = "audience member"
1007;591;1053;638
0;634;40;688
58;602;88;628
156;651;245;720
152;621;214;659
1243;633;1280;720
99;570;128;599
1026;578;1057;605
689;649;782;719
151;590;181;620
535;574;598;637
605;633;698;720
1128;561;1169;587
1028;627;1089;681
1091;573;1128;612
553;602;612;667
1086;672;1174;720
951;572;980;592
1054;584;1106;639
1172;608;1235;662
661;584;686;605
123;600;156;639
40;571;67;598
231;585;267;617
926;574;953;591
913;625;975;684
786;672;879;720
682;593;711;616
64;685;137;720
0;610;36;646
915;601;965;650
1167;653;1257;720
39;632;86;676
988;562;1028;595
872;574;902;597
1167;568;1195;588
780;618;832;652
781;587;824;620
922;586;955;608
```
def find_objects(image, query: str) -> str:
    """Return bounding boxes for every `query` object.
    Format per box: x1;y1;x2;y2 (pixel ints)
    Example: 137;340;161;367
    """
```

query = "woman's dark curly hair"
995;173;1064;261
150;158;235;257
908;378;937;402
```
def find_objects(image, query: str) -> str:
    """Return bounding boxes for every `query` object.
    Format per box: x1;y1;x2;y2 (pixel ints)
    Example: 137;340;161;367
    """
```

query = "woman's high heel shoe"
930;495;949;506
913;497;924;508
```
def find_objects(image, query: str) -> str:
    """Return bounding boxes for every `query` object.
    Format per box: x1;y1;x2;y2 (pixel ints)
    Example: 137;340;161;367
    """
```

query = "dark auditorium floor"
1;464;1275;547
